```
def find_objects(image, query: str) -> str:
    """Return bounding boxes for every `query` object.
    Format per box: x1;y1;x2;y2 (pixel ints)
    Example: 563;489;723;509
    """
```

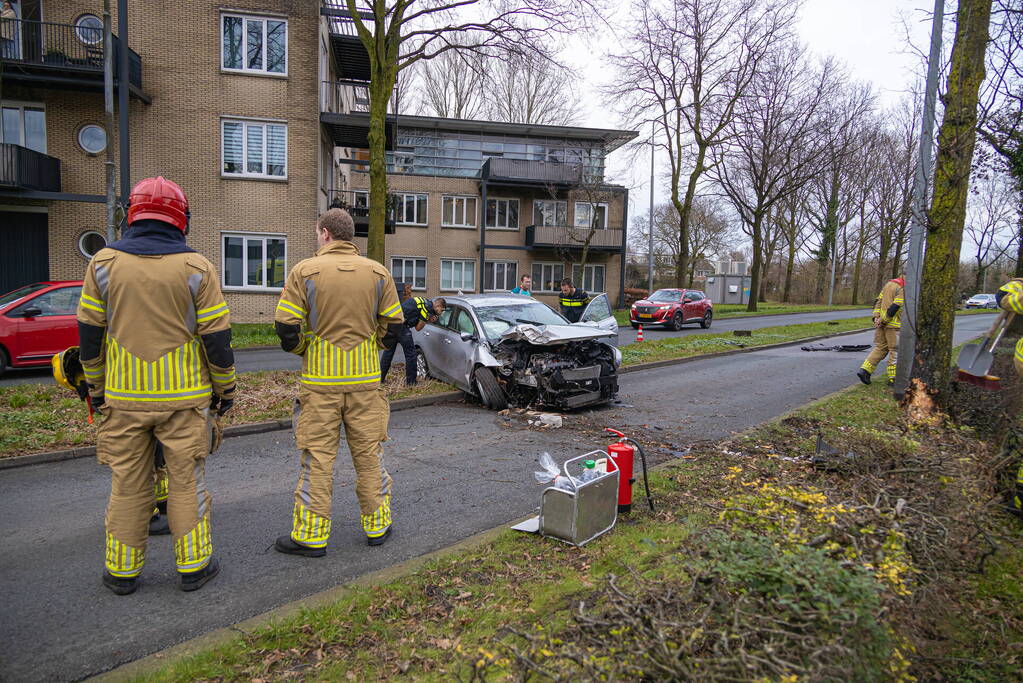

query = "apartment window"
572;264;605;293
574;202;608;230
531;262;564;293
391;257;427;290
222;14;287;74
1;103;46;154
222;119;287;179
441;259;476;291
223;233;287;290
485;198;519;230
533;200;567;227
484;261;518;291
392;193;428;225
442;196;477;228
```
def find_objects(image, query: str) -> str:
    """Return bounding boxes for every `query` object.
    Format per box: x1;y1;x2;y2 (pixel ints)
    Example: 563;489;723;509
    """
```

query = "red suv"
630;288;713;330
0;281;83;375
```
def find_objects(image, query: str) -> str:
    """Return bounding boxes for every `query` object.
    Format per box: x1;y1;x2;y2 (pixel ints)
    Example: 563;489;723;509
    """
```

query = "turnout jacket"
76;247;236;411
559;288;589;323
872;279;905;329
275;240;403;392
997;278;1023;370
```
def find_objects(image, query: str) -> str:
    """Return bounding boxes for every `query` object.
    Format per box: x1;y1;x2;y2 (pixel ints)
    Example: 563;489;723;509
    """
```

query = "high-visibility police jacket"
76;248;236;410
401;296;433;328
559;288;588;323
998;278;1023;372
275;240;403;392
872;279;904;329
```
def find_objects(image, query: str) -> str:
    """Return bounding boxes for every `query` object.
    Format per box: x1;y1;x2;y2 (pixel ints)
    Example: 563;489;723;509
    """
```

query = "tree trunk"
746;212;764;312
672;145;707;288
913;0;992;396
851;239;865;306
364;25;398;265
783;238;796;302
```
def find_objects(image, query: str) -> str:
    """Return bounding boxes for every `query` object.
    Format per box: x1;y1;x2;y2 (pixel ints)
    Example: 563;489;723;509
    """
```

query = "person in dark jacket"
559;279;588;323
380;283;418;386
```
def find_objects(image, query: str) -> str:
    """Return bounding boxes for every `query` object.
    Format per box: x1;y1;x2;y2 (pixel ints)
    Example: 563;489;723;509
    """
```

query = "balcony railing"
0;144;61;192
483;157;598;186
321;80;371;115
526;225;624;251
326;190;397;235
0;19;142;90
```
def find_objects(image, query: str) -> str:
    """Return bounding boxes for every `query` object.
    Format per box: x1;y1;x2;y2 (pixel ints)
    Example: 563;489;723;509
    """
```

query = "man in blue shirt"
511;274;533;297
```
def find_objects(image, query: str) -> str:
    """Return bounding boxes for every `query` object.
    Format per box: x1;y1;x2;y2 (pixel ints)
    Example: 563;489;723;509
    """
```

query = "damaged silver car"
412;293;621;411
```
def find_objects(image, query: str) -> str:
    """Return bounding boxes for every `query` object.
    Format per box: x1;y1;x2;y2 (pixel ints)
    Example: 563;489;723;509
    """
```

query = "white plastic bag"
534;452;577;490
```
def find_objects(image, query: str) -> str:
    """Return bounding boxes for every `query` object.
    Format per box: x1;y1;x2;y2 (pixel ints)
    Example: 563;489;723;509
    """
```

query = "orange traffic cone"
636;324;644;342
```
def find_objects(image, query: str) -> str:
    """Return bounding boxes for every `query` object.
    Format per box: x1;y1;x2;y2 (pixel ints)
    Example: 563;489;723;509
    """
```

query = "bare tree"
607;0;800;289
870;103;918;295
486;51;584;125
713;43;837;312
633;198;734;286
965;171;1020;291
417;47;488;119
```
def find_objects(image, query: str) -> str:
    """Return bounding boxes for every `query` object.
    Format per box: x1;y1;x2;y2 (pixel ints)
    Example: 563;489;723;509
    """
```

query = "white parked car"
964;293;997;309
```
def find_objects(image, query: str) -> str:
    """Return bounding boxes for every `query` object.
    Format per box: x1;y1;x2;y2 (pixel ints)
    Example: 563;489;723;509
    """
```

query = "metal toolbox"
513;450;620;547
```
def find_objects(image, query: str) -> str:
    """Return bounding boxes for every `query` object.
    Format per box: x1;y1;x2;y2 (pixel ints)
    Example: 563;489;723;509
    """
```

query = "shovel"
957;310;1014;378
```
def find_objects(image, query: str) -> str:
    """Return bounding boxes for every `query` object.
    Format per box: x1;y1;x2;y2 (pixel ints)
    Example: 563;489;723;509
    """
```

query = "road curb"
0;391;465;471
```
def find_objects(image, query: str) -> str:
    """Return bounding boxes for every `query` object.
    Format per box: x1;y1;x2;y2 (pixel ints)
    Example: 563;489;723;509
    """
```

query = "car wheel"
671;311;684;331
700;310;713;329
474;366;508;411
415;348;430;380
0;346;7;377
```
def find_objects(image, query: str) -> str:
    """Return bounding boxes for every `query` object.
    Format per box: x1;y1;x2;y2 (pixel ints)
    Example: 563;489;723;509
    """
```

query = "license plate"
639;313;652;318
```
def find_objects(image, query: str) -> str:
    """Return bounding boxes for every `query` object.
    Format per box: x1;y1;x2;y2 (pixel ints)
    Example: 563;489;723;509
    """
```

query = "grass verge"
232;323;279;348
0;374;453;459
613;302;867;326
129;355;1023;681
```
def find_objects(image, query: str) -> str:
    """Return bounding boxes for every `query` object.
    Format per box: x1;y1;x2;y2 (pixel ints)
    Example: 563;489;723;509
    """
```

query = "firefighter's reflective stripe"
196;302;229;323
154;474;169;503
79;292;106;314
381;301;401;318
277;298;307;319
291;503;331;548
362;494;392;538
104;336;211;402
105;533;144;577
300;335;380;386
174;515;212;572
210;368;237;384
1014;338;1023;366
999;280;1023;314
83;365;104;379
560;298;585;307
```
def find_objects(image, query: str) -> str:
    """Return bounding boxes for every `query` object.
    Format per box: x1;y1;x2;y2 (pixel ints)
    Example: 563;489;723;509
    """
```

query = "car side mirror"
20;307;42;318
460;332;475;342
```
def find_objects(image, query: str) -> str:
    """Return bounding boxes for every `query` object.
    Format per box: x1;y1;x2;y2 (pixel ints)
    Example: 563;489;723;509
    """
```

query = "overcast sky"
564;0;938;225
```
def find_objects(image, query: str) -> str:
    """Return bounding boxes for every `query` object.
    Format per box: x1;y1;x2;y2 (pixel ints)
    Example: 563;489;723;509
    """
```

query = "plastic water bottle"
578;459;599;483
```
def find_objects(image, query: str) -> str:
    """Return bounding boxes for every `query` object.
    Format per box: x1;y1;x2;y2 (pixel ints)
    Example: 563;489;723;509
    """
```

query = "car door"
579;293;618;346
8;285;81;363
436;307;479;386
413;306;451;381
682;291;701;321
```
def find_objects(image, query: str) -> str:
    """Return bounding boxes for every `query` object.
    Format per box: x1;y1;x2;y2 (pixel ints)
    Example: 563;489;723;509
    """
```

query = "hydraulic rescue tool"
604;428;655;513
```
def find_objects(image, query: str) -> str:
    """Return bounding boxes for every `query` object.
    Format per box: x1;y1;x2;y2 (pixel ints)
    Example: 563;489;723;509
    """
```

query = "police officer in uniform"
78;176;236;595
381;288;445;386
273;209;404;556
559;278;589;323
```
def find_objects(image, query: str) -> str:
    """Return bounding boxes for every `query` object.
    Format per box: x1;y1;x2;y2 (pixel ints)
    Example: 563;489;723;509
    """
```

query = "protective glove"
76;380;90;401
210;395;234;416
91;393;105;409
209;416;224;453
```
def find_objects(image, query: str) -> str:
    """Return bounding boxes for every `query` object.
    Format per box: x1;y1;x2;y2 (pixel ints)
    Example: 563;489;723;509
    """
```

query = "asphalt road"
0;314;993;682
0;308;874;387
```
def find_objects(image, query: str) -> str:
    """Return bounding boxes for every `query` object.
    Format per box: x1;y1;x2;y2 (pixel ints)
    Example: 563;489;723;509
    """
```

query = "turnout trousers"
291;385;392;547
97;407;212;578
861;326;899;382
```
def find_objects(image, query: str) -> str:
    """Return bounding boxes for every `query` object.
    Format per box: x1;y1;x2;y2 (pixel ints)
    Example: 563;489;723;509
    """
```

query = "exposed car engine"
492;339;619;410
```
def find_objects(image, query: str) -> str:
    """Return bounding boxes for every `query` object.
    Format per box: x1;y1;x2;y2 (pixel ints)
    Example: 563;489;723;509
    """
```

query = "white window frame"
1;101;47;154
484;260;518;291
441;195;478;229
530;262;564;293
574;202;608;230
440;258;476;292
221;13;289;76
533;199;567;227
485;198;519;230
221;117;288;180
391;256;428;291
572;263;606;293
392;192;428;226
221;232;288;292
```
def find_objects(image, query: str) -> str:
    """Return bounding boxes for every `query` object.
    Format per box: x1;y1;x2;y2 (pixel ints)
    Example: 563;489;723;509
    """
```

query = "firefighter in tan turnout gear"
77;176;236;595
273;209;403;556
857;277;905;386
997;278;1023;516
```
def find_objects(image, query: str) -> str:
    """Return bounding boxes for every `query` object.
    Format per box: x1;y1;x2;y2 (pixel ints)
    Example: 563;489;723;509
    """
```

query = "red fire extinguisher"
604;428;655;513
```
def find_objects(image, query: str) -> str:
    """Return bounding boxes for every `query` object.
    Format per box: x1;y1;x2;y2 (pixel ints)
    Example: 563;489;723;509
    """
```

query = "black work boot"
179;558;220;592
102;572;139;596
367;527;393;547
856;369;871;385
274;535;326;558
156;500;167;515
149;513;170;536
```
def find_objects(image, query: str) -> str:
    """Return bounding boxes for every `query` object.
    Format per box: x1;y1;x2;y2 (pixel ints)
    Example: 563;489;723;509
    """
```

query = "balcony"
321;2;372;81
320;80;396;150
483;157;592;187
525;225;625;252
0;144;61;192
0;20;145;98
327;190;396;236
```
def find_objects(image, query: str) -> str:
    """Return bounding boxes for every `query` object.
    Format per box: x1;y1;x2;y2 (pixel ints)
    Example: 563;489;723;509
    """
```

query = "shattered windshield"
475;302;569;340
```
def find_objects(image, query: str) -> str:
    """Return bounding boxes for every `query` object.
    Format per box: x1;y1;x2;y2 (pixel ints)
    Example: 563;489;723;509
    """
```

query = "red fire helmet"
127;176;189;232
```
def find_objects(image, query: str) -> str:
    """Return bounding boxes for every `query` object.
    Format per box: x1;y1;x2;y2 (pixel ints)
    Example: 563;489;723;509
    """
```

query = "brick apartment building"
0;0;636;322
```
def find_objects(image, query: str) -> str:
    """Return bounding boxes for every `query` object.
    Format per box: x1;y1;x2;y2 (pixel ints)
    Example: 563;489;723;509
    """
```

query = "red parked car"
629;288;713;330
0;281;83;375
